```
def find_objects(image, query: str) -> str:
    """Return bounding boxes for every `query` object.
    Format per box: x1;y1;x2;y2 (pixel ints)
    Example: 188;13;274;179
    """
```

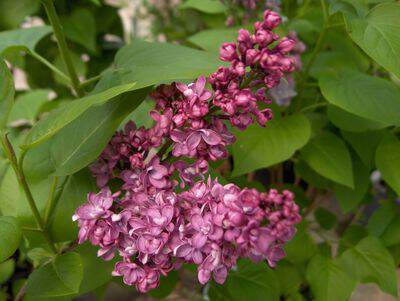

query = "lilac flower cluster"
74;180;300;292
74;10;300;293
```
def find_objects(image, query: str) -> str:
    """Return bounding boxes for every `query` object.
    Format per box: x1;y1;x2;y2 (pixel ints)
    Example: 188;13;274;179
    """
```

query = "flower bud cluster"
210;10;297;129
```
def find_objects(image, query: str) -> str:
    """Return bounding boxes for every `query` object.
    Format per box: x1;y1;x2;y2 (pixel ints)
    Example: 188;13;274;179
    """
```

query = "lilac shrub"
73;10;301;293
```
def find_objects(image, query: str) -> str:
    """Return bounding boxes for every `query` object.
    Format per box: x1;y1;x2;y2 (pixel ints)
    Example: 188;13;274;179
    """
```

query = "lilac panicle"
75;9;301;293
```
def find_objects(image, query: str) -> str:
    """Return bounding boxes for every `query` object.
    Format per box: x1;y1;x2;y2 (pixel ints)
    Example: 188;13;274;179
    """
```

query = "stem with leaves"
0;133;58;254
41;0;84;97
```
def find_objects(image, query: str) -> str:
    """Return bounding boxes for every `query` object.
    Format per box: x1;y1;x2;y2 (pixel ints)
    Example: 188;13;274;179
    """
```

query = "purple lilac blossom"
75;10;301;293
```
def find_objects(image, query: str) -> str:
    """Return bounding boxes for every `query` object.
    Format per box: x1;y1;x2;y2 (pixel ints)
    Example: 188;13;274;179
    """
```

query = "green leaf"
26;252;83;297
320;69;400;126
287;292;306;301
314;208;337;230
341;130;384;168
338;225;368;255
327;105;387;133
53;52;86;86
306;255;356;301
62;8;97;53
310;52;364;78
375;133;400;195
0;0;40;29
50;170;96;242
381;217;400;247
22;83;136;149
367;201;397;237
284;222;318;264
50;88;148;176
75;244;115;294
0;26;52;54
339;236;398;296
120;99;154;129
306;112;329;138
0;163;53;227
0;216;22;262
8;90;50;127
0;291;7;301
225;260;279;301
346;2;400;78
232;114;311;176
275;262;302;296
294;160;332;189
209;282;232;301
149;270;179;299
300;131;354;188
0;59;14;129
94;39;220;93
322;29;370;72
180;0;226;14
27;248;55;268
0;259;15;284
188;27;243;53
334;155;370;213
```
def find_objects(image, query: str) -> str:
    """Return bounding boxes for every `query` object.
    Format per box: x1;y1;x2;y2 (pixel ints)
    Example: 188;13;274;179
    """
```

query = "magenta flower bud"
237;29;251;44
231;60;246;76
219;42;238;62
235;90;252;106
245;48;260;65
277;37;296;53
225;15;234;27
254;29;275;47
237;29;253;54
263;10;281;29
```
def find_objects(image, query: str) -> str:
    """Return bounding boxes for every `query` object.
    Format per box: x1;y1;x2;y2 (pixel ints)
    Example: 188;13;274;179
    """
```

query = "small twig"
303;186;318;217
294;176;301;186
15;282;27;301
337;205;366;236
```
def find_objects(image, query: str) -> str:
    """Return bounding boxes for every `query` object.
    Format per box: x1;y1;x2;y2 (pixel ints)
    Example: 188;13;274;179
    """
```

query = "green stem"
295;24;328;111
320;0;328;21
29;52;71;84
41;0;84;97
43;176;59;225
391;127;400;134
44;176;68;227
157;140;173;159
300;101;328;113
1;133;58;254
80;74;102;88
297;0;311;18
